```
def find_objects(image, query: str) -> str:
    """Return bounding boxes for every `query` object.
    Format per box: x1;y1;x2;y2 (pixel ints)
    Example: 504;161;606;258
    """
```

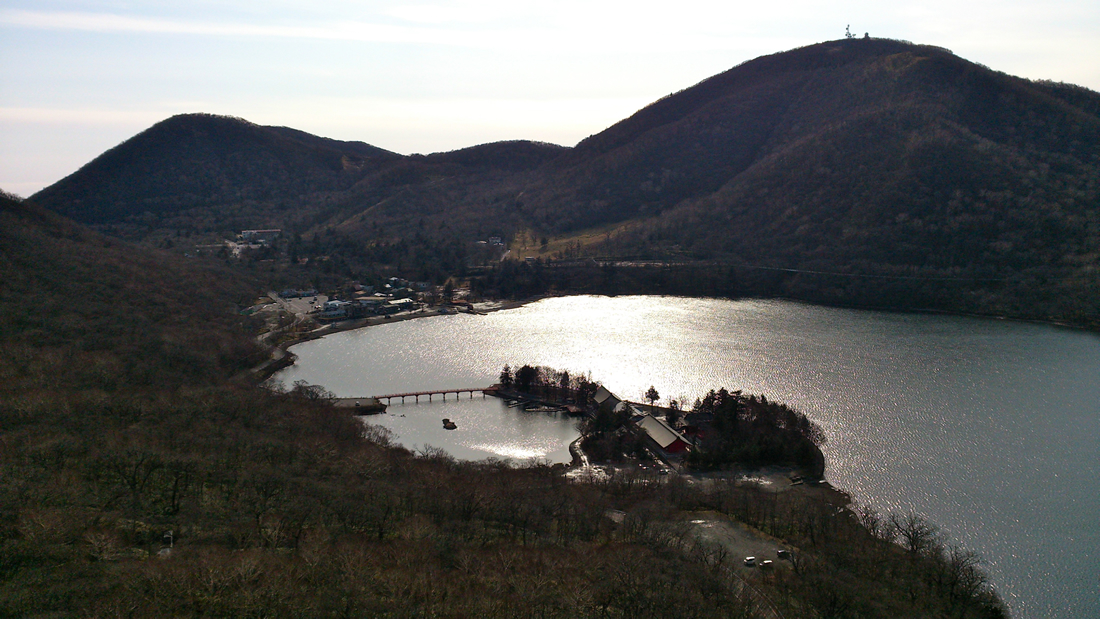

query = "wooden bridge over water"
370;387;497;404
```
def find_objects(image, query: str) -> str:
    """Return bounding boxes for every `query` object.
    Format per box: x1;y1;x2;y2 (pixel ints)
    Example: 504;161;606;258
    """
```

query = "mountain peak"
31;114;398;225
570;38;958;159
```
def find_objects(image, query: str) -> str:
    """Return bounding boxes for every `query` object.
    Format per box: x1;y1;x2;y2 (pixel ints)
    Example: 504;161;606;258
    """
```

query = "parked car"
744;556;756;567
777;549;791;560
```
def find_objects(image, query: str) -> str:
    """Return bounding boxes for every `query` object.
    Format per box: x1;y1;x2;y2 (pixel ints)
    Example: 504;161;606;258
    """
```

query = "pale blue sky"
2;0;1098;196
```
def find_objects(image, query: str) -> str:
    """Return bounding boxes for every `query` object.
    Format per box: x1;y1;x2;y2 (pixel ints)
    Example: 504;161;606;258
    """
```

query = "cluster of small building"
592;386;693;455
381;277;433;293
293;277;464;321
316;296;419;320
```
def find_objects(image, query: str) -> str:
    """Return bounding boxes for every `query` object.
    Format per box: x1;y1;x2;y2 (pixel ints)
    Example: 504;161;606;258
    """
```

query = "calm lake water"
274;295;1100;619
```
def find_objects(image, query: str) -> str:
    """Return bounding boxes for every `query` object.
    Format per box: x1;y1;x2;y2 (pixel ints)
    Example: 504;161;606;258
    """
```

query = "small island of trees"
494;364;825;477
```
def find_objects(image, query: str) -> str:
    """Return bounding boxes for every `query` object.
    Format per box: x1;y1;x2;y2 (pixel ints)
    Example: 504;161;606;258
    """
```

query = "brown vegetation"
0;192;1012;616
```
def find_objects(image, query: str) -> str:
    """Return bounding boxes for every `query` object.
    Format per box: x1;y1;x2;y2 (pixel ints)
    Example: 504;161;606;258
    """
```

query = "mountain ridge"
26;38;1100;327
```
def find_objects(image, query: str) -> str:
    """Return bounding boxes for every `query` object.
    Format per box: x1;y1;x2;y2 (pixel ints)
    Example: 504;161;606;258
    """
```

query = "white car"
744;556;756;567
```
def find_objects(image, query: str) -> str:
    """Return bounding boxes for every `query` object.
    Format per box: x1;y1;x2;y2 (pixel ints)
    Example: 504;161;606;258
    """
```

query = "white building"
320;300;351;319
593;386;631;413
635;414;692;454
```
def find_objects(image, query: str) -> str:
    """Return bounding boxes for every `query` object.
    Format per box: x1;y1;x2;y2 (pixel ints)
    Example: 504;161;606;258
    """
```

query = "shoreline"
249;296;545;383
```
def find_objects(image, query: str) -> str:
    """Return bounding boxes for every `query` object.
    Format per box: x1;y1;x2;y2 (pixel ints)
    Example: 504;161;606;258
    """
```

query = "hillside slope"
0;193;265;392
0;192;1008;617
524;38;1100;234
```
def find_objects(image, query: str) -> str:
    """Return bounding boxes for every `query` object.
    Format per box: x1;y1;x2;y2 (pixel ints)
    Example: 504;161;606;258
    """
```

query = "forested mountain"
421;140;569;171
525;38;1100;232
29;38;1100;326
0;193;265;390
524;38;1100;323
30;113;401;226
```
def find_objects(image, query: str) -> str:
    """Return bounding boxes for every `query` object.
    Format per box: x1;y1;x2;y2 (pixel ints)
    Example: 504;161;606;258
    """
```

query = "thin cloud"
0;8;777;53
0;9;487;46
0;107;165;125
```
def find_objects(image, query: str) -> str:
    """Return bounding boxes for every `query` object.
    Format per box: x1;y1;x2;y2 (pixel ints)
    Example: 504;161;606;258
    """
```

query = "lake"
274;295;1100;618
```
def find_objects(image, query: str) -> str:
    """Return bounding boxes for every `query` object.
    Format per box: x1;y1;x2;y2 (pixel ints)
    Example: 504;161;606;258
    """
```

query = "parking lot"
272;293;327;316
689;517;789;571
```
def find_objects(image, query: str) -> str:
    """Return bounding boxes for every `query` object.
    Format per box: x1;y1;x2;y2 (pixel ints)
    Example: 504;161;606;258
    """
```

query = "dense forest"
0;188;1011;616
684;389;826;473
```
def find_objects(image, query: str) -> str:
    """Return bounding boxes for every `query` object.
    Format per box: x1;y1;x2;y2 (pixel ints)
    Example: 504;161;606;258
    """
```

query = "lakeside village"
279;278;460;322
234;228;490;322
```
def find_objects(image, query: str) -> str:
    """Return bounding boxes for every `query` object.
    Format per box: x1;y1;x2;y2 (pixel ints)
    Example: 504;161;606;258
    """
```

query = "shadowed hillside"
422;140;569;172
0;193;266;391
1;192;1007;617
524;38;1100;232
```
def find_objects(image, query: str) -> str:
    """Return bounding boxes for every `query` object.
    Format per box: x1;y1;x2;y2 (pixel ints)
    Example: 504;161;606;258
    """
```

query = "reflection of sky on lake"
275;295;1100;619
366;396;578;464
